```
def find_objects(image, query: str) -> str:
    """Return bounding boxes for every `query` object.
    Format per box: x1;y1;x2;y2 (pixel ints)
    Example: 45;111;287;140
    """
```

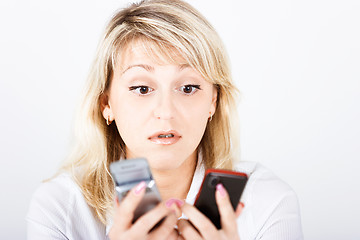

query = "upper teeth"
158;134;174;138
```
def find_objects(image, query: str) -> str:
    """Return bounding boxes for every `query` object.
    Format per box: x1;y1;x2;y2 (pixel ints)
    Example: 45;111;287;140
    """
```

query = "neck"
152;152;197;201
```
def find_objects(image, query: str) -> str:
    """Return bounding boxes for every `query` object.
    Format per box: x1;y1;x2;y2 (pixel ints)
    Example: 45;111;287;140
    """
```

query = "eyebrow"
121;64;154;75
179;63;191;71
121;63;191;75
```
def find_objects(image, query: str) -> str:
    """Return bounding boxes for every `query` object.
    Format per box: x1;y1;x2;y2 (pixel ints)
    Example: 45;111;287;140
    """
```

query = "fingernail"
134;181;146;195
216;183;226;197
165;198;184;208
240;202;245;208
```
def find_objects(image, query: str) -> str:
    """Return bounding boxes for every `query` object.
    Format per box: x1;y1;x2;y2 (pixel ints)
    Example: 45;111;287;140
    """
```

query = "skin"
102;42;217;201
102;42;243;239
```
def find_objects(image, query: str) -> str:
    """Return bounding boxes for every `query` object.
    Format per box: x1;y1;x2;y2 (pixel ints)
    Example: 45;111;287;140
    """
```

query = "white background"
0;0;359;239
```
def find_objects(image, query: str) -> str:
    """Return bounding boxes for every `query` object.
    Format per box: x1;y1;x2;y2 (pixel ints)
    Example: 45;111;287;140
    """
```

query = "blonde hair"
60;0;239;225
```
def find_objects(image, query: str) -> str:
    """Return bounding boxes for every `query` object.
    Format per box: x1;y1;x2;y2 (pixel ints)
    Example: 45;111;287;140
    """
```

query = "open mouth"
149;131;180;145
158;134;175;138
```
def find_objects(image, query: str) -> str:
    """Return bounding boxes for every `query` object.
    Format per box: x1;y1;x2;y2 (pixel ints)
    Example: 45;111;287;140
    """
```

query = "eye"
129;86;154;95
179;85;201;95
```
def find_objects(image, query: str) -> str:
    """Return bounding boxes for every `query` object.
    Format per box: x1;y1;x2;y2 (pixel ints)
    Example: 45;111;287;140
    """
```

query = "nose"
153;92;175;120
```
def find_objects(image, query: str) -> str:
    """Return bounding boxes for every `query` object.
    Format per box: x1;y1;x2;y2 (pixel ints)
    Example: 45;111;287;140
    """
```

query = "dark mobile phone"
110;158;162;223
194;169;248;229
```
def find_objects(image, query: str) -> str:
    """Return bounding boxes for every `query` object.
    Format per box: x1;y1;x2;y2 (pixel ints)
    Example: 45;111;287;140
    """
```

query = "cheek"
179;94;212;120
178;96;212;138
112;98;150;141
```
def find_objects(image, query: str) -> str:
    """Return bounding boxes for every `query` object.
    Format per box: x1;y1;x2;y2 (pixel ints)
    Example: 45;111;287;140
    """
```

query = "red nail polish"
240;202;245;208
216;183;226;197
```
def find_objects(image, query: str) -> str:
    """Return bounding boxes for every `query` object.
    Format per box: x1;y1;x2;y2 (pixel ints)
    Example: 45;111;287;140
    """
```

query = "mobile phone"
194;169;248;229
110;158;162;223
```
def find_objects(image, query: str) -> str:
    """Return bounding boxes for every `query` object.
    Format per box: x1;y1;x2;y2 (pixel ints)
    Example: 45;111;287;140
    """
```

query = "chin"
146;154;185;171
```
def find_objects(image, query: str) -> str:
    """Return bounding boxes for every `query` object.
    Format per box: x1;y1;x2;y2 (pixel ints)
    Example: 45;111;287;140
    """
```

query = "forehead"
116;39;188;70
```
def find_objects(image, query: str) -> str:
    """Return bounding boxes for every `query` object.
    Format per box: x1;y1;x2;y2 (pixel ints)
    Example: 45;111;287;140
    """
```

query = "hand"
108;181;179;240
177;183;244;240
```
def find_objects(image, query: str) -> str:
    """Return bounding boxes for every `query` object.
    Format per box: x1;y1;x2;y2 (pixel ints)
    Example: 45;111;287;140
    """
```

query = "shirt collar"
184;153;205;205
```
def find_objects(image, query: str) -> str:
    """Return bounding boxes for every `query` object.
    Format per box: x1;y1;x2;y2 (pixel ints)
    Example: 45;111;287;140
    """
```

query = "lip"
148;130;181;145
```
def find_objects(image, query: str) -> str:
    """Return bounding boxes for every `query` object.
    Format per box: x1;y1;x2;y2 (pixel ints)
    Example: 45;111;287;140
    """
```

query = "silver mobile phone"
110;158;162;223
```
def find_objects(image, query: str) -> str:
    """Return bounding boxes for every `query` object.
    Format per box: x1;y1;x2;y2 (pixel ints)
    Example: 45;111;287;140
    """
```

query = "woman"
27;0;303;239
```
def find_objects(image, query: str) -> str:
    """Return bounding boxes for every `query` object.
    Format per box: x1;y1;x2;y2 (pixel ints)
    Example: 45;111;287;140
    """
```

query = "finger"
180;203;218;240
129;201;173;237
114;181;147;230
177;219;202;240
215;183;237;234
148;212;178;240
235;202;245;218
166;229;180;240
114;195;120;207
177;235;185;240
165;198;184;218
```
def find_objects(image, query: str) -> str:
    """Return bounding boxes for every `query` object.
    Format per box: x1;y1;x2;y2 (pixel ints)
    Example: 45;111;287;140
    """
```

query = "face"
102;42;217;171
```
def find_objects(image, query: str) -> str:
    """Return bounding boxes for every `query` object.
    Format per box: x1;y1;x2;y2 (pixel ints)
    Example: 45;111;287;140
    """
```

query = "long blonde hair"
60;0;239;225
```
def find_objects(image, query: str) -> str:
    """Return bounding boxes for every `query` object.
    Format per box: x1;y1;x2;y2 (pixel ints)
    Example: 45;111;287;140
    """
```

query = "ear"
100;92;114;123
210;85;218;116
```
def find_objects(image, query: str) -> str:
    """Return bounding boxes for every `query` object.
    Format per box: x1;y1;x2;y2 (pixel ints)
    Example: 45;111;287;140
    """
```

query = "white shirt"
27;161;303;239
